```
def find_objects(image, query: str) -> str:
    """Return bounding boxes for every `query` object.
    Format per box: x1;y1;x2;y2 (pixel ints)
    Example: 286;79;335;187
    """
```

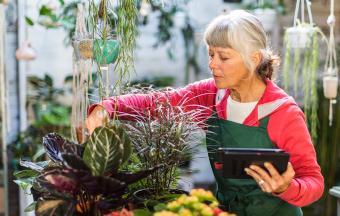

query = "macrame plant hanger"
323;0;338;126
293;0;313;27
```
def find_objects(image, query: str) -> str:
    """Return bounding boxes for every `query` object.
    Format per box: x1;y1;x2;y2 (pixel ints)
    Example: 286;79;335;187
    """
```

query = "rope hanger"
293;0;313;26
324;0;338;126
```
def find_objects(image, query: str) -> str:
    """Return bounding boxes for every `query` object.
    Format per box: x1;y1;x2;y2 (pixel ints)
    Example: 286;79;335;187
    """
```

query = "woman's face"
208;46;251;89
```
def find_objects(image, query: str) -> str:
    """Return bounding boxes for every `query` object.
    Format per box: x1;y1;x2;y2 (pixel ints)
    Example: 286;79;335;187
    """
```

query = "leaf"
24;201;37;212
133;209;152;216
25;16;34;26
61;153;90;171
113;165;162;184
81;175;126;196
39;5;53;16
20;160;49;172
58;0;65;6
33;175;74;200
14;178;34;191
83;123;132;176
44;170;77;193
33;147;46;161
14;169;39;178
153;203;166;212
43;133;83;162
35;200;65;215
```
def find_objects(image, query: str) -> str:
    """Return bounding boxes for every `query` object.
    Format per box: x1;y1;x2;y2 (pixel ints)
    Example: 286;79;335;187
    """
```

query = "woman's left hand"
244;162;295;194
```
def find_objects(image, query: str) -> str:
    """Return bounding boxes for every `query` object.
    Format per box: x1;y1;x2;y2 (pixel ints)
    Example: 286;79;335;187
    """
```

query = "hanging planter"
323;68;338;99
93;39;120;65
15;41;37;61
322;1;338;126
253;8;277;32
75;38;120;65
282;0;324;141
286;24;315;48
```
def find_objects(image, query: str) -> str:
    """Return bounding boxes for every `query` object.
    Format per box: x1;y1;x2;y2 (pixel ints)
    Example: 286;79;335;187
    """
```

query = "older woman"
86;10;324;215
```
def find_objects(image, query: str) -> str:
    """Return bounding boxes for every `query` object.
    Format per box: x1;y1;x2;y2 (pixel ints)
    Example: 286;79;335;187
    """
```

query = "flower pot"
133;188;188;210
15;41;37;61
73;39;119;65
286;26;315;48
323;75;338;99
253;8;277;32
78;39;93;59
93;39;120;65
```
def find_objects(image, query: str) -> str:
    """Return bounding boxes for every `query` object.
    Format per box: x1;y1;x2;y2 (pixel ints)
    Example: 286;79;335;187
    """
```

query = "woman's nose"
209;57;219;69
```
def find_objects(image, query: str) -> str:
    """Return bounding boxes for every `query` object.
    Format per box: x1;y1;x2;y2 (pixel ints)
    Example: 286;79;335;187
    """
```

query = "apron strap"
259;116;270;129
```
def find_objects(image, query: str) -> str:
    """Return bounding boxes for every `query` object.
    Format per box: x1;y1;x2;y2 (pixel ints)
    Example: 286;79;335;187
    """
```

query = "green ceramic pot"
93;39;120;65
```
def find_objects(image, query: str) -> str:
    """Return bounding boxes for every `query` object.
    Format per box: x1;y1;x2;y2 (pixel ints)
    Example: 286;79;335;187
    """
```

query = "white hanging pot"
286;26;315;48
323;68;338;99
15;41;37;61
253;8;277;32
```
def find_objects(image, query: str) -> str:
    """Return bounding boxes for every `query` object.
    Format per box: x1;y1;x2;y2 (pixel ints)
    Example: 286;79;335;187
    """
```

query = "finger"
282;162;295;180
264;162;281;180
249;165;272;184
249;165;276;192
245;168;272;193
245;168;262;182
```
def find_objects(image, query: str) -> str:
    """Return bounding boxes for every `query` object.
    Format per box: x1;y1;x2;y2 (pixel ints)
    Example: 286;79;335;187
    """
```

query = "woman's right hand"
85;105;110;135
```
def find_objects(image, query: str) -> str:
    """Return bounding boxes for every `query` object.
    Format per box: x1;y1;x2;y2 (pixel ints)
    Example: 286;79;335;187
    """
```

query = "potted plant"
14;122;162;215
285;0;316;49
119;87;206;209
153;189;236;216
282;0;324;141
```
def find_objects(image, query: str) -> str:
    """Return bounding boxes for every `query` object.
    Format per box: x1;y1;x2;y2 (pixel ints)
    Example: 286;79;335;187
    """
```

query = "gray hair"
204;10;279;80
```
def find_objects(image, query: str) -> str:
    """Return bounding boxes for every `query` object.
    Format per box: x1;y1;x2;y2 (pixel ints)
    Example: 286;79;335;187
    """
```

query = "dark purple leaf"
43;133;84;162
42;168;79;195
113;165;163;184
61;153;91;171
82;175;126;196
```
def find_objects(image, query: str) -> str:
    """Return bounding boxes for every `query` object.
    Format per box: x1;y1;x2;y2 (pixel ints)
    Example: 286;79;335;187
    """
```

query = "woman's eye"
221;57;229;61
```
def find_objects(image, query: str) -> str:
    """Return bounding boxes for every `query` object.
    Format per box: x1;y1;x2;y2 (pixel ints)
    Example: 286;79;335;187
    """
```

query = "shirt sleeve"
88;79;216;121
268;104;324;207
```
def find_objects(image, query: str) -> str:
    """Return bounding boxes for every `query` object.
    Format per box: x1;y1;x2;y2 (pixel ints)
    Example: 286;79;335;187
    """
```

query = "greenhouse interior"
1;0;340;215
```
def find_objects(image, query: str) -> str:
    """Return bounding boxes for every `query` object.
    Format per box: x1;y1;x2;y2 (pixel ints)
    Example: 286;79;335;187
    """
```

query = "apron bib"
206;112;303;216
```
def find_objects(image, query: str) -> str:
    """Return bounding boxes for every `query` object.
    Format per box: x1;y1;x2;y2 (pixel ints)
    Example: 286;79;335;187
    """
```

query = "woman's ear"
252;51;262;67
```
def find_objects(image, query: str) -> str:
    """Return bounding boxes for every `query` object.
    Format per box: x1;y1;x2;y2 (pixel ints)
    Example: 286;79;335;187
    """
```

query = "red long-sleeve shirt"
88;78;324;207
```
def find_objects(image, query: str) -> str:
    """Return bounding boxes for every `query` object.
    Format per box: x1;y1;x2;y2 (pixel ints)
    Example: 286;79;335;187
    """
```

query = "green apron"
206;111;303;216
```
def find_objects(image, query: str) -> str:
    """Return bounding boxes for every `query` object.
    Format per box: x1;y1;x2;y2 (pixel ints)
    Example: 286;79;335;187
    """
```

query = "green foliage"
9;74;72;164
302;83;340;216
282;26;321;142
14;131;161;215
120;87;205;197
83;123;132;176
114;0;138;87
244;0;286;14
25;1;80;45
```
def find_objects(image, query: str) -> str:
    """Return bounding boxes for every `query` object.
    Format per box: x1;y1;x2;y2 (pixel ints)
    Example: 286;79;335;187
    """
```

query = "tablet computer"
216;148;290;179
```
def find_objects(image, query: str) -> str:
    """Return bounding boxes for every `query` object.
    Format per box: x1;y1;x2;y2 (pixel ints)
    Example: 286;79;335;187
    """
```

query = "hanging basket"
253;8;277;32
286;25;315;48
285;0;315;49
323;67;338;99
